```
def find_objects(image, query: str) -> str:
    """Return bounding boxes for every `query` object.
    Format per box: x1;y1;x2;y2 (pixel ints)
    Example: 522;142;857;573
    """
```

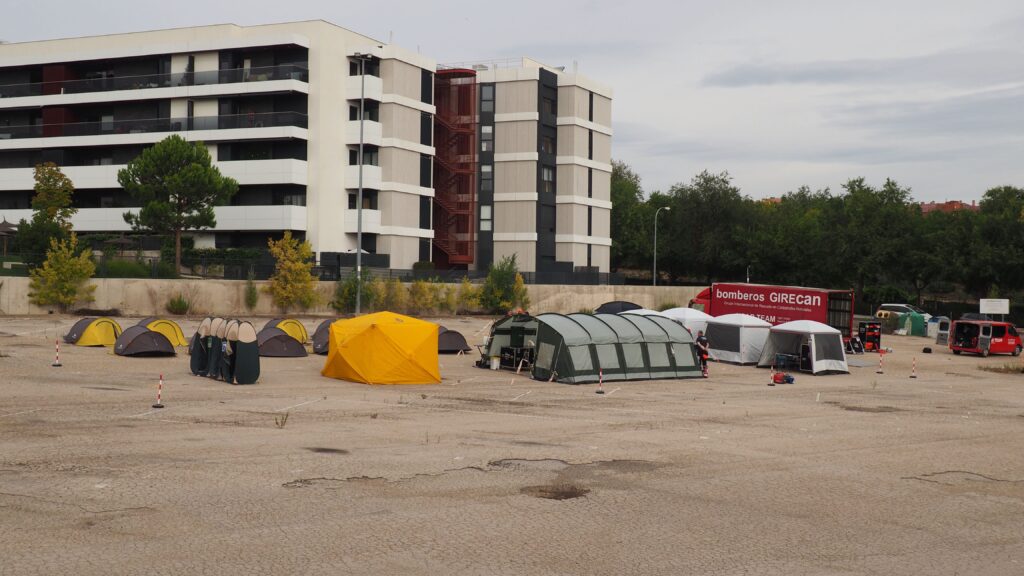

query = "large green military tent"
897;312;928;337
530;313;701;384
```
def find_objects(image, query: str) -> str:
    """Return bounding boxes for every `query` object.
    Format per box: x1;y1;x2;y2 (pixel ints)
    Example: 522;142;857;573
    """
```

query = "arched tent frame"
530;313;701;384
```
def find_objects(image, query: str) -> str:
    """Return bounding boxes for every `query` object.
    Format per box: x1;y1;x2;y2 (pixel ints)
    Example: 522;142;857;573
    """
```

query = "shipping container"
689;283;856;338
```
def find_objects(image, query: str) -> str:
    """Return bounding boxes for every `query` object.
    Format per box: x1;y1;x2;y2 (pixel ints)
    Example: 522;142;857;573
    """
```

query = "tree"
117;135;238;273
480;254;521;313
28;234;96;312
14;163;78;269
265;231;319;312
610;160;650;270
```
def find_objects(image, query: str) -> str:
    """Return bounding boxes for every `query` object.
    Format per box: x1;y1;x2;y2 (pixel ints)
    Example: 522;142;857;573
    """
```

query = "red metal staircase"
432;69;477;268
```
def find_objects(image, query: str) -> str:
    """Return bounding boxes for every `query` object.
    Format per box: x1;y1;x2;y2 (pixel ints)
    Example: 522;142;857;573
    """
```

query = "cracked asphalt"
1;315;1023;575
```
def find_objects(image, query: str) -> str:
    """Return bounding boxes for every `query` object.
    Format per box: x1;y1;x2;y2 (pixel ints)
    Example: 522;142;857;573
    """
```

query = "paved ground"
1;315;1023;575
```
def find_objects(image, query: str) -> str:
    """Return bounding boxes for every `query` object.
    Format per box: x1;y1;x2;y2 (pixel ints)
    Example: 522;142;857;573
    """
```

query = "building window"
420;153;432;188
542;97;556;117
481;125;493;152
541;135;555;155
588;130;593;160
350;102;379;122
420;112;432;146
348;147;379;166
588;206;593;236
419;196;431;229
588;91;594;122
480;204;492;232
541;166;554;194
588;168;593;198
349;58;379;77
421;70;434;105
480;164;493;192
480;84;494;113
348;190;378;210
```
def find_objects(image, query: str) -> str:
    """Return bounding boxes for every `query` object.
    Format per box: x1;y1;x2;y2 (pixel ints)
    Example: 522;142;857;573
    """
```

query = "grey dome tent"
257;327;308;357
312;318;338;355
530;313;701;384
438;326;472;354
113;326;176;357
595;301;641;315
756;320;848;374
189;317;213;375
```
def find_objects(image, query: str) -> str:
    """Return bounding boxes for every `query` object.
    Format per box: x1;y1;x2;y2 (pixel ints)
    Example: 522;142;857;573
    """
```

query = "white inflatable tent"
704;313;771;364
660;307;714;336
757;320;848;374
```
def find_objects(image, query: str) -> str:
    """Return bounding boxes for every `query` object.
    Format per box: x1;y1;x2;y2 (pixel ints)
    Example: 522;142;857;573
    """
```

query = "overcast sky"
4;0;1022;201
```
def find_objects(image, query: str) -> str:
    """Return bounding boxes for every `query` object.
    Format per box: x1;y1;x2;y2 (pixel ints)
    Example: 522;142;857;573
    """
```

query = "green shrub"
381;277;406;312
407;280;435;315
101;259;151;278
244;268;259;310
512;272;530;311
457;276;480;314
412;260;435;271
331;270;374;314
28;235;95;312
577;307;595;315
658;302;679;311
166;293;190;315
480;255;520;313
439;285;457;314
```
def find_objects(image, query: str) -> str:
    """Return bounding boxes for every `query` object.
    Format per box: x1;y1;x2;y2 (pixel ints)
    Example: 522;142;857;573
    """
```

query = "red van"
949;320;1022;357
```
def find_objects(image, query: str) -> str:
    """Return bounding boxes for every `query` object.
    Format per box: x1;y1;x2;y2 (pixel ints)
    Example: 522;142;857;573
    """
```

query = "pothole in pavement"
521;483;590;500
305;447;350;455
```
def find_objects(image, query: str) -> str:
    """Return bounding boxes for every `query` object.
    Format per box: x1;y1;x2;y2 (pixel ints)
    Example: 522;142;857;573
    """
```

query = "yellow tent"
137;317;188;346
263;318;309;344
321;312;441;385
64;317;122;347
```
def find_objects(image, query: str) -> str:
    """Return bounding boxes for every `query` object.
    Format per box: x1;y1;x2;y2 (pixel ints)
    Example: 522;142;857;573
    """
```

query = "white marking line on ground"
604;387;622;396
0;408;42;418
511;390;532;401
130;409;160;418
275;398;325;413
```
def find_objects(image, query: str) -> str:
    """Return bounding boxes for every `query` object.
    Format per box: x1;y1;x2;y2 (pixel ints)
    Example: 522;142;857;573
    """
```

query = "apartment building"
0;21;435;268
0;24;612;274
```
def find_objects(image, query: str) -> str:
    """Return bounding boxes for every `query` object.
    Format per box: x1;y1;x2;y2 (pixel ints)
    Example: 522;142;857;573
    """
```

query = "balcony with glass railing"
0;111;308;140
0;64;309;99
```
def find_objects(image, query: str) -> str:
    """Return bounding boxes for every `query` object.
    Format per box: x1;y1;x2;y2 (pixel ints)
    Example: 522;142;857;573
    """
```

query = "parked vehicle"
949;320;1022;357
875;303;931;321
689;283;855;337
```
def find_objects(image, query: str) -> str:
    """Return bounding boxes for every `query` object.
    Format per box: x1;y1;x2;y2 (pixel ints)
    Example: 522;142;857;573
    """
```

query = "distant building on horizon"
919;200;978;214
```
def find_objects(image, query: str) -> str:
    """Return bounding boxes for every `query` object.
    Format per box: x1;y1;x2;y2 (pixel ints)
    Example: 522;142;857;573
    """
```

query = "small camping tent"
660;307;714;336
529;313;701;383
704;313;771;364
312;318;338;355
898;312;928;337
595;301;641;315
257;327;308;357
64;317;123;347
263;318;309;344
756;320;848;374
234;322;260;384
321;312;440;385
438;326;472;354
114;326;176;357
137;317;188;346
189;317;213;375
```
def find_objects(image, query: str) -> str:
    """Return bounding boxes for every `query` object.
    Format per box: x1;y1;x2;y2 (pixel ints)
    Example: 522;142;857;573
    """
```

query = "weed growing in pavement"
274;412;290;429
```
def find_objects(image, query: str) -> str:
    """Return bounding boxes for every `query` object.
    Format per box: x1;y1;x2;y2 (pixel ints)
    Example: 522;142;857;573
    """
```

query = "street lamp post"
353;53;372;314
653;206;670;286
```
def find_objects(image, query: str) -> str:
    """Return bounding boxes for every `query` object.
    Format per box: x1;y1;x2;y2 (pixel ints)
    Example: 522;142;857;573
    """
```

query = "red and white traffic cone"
596;369;605;394
910;357;917;379
769;365;776;386
876;352;884;375
152;374;165;409
51;339;62;367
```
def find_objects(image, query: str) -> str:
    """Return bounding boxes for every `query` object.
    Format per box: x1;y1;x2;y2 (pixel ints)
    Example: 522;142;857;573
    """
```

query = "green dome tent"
898;312;928;337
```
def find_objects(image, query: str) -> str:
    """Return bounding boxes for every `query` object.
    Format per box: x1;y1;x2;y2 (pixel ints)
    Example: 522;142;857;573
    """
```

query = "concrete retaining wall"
0;276;705;317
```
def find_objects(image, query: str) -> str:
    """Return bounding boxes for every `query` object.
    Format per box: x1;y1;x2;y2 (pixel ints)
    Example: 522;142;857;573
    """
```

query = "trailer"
689;283;856;338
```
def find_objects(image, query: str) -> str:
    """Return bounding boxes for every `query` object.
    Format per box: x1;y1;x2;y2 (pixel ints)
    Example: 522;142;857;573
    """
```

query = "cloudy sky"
4;0;1022;201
